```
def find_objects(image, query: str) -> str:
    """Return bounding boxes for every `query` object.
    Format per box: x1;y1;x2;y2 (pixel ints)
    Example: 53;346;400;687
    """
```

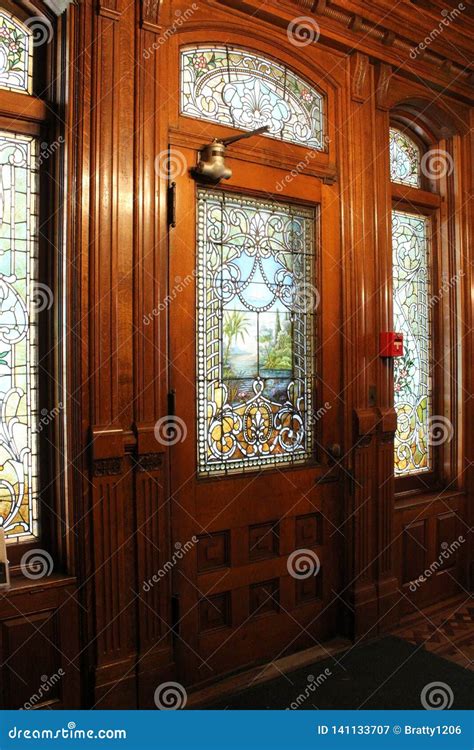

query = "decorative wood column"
343;53;379;639
373;70;401;631
75;0;138;708
133;0;174;708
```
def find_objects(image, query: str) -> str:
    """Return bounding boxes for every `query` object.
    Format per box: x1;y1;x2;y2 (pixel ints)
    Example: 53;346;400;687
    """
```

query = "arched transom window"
389;127;421;187
0;10;33;93
180;45;325;150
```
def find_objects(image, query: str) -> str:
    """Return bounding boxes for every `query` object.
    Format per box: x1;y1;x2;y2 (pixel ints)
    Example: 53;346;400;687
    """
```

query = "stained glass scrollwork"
181;46;325;150
392;210;431;476
0;132;39;541
197;190;316;475
0;11;33;94
389;128;421;187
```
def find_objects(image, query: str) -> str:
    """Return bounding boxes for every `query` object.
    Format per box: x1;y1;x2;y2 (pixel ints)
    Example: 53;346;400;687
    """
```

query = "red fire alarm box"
380;332;404;358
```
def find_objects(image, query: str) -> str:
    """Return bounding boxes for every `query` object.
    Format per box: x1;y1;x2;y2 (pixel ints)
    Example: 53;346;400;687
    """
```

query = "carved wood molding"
350;52;370;103
375;63;392;111
134;453;163;473
97;0;122;20
91;427;125;476
215;0;472;99
93;457;123;476
141;0;163;32
354;408;378;440
377;407;398;442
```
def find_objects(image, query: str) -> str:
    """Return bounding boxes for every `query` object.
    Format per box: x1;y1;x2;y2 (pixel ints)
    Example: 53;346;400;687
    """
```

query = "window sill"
395;487;466;510
0;572;76;597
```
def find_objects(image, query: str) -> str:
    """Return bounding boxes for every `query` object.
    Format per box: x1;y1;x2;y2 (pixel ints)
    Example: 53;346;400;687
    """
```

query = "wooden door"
168;142;343;688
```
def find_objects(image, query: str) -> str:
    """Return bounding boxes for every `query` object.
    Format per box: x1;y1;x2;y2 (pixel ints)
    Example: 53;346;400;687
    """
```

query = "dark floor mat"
200;636;474;710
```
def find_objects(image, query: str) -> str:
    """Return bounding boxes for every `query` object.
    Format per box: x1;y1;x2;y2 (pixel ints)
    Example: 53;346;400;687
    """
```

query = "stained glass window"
197;189;316;474
0;11;33;94
389;128;421;187
0;131;39;541
181;46;325;150
392;210;431;475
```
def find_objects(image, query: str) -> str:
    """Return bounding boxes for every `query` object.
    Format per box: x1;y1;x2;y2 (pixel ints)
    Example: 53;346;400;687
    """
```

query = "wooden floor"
392;595;474;671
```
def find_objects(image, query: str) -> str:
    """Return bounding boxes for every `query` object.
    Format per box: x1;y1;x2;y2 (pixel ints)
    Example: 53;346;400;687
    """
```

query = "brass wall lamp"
191;125;269;184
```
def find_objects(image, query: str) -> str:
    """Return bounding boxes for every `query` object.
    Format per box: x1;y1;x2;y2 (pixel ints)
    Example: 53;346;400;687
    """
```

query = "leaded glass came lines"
197;190;316;474
0;11;33;93
0;132;39;541
181;46;325;150
389;128;421;187
392;210;431;475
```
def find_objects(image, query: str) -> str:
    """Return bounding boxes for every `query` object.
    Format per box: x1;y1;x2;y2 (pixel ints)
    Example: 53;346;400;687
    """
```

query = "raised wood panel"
0;612;61;709
402;520;427;585
249;579;280;616
0;581;80;709
295;513;323;548
248;523;279;562
198;531;231;572
394;494;469;616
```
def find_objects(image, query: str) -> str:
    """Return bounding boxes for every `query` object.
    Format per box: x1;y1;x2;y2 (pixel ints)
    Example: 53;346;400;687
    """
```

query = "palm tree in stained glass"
223;311;250;375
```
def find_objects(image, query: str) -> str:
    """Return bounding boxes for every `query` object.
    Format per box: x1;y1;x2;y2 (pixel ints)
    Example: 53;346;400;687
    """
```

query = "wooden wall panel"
0;581;80;709
61;0;472;706
394;494;469;616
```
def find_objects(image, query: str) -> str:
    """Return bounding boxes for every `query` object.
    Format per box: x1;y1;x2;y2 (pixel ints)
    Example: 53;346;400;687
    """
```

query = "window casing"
0;3;59;560
389;125;443;491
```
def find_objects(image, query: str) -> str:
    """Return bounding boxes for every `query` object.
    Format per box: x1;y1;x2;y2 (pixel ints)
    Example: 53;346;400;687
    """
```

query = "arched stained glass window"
0;10;33;94
180;46;325;150
389;127;421;187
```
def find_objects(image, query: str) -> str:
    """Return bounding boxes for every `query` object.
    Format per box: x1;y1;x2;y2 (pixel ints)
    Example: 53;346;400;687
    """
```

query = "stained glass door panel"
392;210;431;475
197;190;316;474
169;146;342;687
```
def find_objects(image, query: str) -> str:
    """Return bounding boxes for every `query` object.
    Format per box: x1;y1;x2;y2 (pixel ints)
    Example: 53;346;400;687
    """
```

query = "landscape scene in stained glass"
197;190;316;474
0;10;32;93
389;127;421;187
181;46;325;150
392;210;431;475
0;131;39;541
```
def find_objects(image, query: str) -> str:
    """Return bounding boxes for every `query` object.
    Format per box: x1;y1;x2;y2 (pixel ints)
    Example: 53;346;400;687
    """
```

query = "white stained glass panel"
390;128;421;187
181;46;325;150
0;131;39;541
392;210;431;476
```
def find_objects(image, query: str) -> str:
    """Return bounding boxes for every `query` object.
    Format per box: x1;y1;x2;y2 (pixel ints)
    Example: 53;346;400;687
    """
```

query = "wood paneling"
0;580;80;709
3;0;467;709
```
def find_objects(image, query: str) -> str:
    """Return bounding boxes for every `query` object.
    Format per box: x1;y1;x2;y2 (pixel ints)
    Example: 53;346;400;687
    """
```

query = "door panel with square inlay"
169;143;343;687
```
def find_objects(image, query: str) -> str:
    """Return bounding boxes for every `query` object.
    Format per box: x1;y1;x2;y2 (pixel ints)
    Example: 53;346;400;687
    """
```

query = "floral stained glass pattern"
181;46;325;150
197;190;316;475
0;132;39;541
392;210;431;475
389;128;421;187
0;11;33;93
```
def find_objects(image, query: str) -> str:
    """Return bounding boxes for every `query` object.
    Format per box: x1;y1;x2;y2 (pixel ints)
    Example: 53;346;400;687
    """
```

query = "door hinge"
167;181;177;228
171;594;180;636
